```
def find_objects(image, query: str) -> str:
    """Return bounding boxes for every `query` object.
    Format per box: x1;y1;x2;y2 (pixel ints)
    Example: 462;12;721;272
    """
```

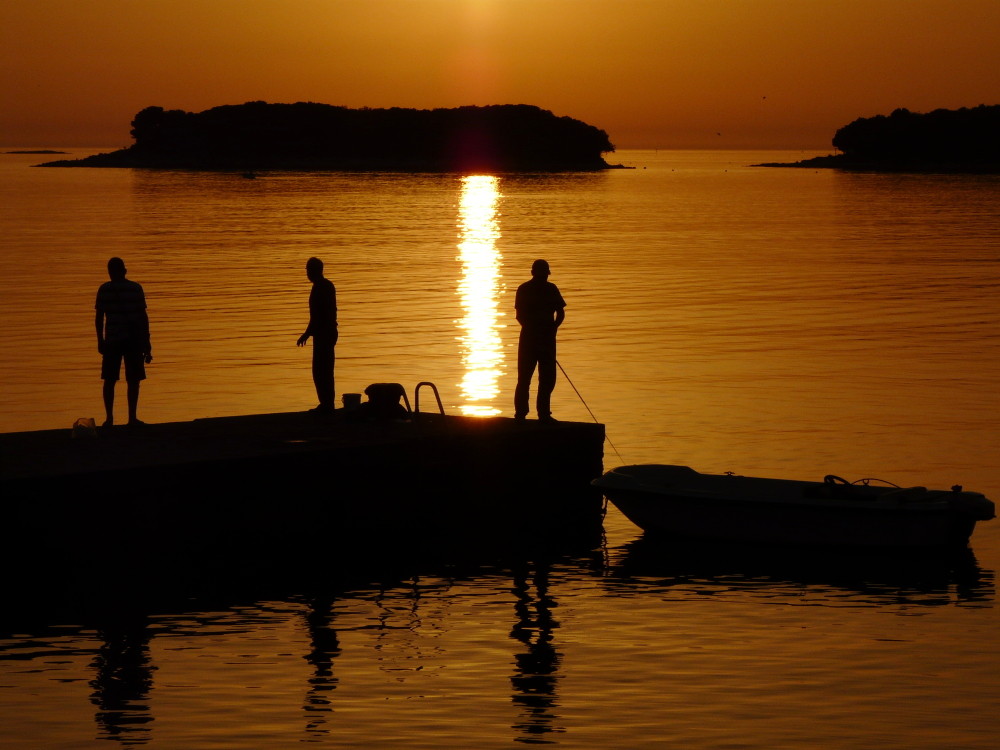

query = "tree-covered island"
758;105;1000;172
38;102;618;172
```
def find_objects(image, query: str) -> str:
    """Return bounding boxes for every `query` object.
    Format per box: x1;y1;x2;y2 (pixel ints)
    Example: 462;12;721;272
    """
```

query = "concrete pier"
1;411;606;557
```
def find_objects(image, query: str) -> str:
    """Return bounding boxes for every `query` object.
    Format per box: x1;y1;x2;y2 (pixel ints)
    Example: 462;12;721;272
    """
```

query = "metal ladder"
414;382;445;415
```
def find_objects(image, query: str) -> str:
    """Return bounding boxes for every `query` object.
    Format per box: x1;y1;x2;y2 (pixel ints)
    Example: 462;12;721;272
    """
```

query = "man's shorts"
101;341;146;382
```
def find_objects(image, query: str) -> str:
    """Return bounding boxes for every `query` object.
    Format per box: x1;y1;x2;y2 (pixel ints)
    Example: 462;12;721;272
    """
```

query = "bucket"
72;417;98;439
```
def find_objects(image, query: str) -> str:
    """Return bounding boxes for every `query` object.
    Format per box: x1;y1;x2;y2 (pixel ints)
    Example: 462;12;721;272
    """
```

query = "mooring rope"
556;360;625;465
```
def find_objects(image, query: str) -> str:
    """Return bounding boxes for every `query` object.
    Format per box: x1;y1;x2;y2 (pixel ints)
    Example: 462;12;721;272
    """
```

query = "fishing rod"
556;360;625;465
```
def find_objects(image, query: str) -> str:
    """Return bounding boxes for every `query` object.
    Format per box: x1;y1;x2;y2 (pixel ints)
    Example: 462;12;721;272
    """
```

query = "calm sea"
1;149;999;748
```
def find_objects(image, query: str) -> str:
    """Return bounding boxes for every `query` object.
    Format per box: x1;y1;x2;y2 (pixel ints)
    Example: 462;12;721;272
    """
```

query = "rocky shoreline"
755;153;1000;173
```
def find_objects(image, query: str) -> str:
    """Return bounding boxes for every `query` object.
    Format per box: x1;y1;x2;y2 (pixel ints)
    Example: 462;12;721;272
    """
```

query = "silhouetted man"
95;257;152;427
297;257;338;413
514;259;565;422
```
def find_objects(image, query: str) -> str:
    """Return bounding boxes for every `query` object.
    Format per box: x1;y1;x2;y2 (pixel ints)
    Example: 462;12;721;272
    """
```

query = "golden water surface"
1;150;999;749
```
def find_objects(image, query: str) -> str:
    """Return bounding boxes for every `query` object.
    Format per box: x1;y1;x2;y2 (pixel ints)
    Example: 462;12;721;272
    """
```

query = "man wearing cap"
514;259;566;422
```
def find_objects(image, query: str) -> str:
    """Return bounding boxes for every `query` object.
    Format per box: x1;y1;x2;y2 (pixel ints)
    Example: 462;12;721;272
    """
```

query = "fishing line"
556;360;625;465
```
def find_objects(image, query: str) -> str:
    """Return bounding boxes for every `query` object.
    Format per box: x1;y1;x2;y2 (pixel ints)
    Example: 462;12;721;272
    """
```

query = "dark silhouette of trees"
832;105;1000;166
41;102;617;171
757;104;1000;172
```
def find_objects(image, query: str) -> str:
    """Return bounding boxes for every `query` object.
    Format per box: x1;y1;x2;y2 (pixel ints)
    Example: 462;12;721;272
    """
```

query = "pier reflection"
456;175;504;416
89;613;156;745
302;596;341;738
509;560;565;743
1;526;601;749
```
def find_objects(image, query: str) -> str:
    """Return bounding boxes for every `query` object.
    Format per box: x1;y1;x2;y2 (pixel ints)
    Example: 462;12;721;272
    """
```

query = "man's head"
107;257;127;280
306;257;324;282
531;259;550;279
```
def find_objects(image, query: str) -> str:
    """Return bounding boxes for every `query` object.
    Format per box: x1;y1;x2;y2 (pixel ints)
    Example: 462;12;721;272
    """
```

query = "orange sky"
2;0;998;150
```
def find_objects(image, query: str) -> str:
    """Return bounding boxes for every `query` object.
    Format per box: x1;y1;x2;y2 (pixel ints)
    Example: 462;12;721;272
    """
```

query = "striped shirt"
96;279;147;343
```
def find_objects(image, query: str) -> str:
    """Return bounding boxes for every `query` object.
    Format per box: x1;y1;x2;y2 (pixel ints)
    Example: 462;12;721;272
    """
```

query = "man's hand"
297;333;309;347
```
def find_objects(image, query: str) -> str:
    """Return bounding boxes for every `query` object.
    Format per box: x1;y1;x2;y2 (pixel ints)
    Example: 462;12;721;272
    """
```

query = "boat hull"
595;465;994;549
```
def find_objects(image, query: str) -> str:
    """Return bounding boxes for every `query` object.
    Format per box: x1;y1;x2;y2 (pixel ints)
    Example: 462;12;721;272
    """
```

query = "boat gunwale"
593;464;994;519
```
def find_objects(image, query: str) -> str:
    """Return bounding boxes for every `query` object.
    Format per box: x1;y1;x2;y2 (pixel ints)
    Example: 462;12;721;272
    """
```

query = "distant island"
37;102;618;172
6;149;67;154
757;104;1000;173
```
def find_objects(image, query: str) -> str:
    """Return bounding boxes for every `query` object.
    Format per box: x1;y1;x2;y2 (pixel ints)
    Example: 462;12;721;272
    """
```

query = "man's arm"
95;310;105;353
139;309;152;358
554;307;565;329
297;315;313;347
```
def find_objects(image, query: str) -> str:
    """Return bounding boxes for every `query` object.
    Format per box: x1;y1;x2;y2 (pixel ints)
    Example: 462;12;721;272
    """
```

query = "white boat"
593;464;995;548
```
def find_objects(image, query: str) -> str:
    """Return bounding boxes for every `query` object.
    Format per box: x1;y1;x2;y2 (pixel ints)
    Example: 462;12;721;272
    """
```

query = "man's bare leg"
102;380;116;427
126;380;143;426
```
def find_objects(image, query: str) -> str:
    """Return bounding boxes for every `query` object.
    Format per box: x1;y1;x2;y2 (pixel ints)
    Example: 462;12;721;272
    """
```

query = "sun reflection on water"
456;175;504;416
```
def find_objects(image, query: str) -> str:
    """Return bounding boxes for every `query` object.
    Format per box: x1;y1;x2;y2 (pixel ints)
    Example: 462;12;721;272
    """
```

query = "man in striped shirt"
95;257;152;427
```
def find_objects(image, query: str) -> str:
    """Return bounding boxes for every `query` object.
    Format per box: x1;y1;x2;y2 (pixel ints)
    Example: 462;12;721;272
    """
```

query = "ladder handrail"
414;382;445;415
